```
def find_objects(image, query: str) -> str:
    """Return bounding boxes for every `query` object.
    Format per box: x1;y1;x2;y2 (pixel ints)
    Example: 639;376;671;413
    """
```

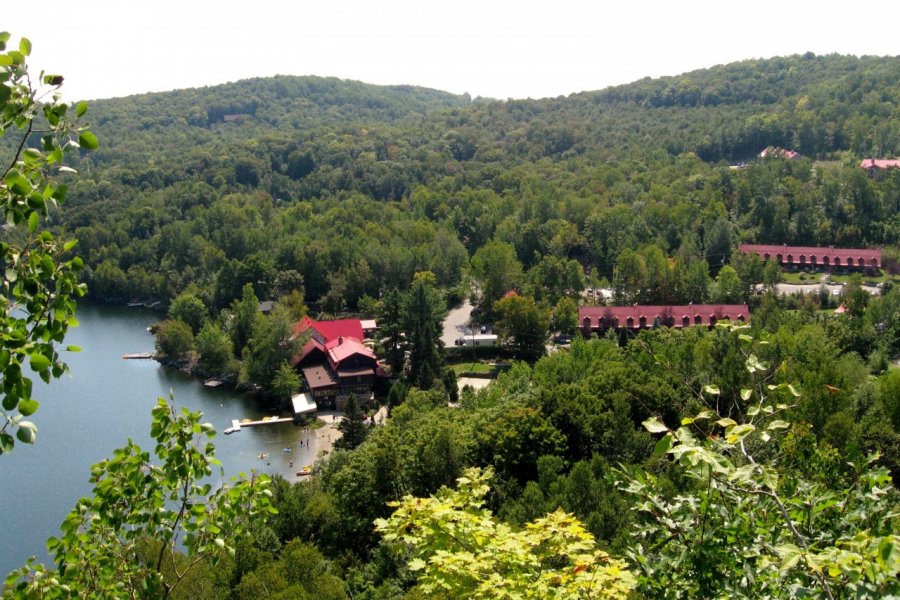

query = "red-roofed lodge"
739;244;881;270
291;317;384;411
579;304;749;336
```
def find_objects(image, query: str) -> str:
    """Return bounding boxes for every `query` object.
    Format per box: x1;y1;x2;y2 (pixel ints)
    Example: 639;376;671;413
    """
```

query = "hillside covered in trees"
4;45;900;598
55;54;899;312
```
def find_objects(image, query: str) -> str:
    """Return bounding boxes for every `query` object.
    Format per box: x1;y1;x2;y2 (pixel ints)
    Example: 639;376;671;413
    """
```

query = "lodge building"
738;244;881;270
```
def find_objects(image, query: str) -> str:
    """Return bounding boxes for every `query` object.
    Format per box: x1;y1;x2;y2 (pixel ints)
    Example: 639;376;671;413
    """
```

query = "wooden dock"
225;416;293;434
122;352;155;360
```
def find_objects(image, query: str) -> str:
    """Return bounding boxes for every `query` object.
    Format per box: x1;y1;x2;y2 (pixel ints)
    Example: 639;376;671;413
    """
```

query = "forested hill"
56;54;899;308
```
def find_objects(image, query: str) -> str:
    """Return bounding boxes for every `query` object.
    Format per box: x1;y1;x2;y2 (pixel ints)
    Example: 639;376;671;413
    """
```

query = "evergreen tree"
336;396;368;450
403;275;446;389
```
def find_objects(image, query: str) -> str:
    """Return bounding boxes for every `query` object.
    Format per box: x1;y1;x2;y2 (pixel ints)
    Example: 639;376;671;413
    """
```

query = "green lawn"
780;271;826;284
449;361;498;376
826;271;897;285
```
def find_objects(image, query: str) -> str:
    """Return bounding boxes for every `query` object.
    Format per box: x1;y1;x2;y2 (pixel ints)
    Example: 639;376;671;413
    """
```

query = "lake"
1;303;317;577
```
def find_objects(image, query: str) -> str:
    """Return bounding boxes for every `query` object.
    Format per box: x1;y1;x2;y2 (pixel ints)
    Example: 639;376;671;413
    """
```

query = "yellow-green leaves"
377;467;635;599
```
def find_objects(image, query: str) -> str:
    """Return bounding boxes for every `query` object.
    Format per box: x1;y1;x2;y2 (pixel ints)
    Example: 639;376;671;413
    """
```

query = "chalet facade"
739;244;881;270
579;304;749;336
291;317;383;411
759;147;800;160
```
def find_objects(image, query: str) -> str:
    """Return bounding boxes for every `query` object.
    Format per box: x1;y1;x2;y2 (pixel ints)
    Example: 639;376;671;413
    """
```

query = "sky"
6;0;900;103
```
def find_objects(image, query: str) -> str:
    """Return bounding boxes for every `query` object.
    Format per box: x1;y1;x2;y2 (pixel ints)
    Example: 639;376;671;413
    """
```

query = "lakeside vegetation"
3;32;899;598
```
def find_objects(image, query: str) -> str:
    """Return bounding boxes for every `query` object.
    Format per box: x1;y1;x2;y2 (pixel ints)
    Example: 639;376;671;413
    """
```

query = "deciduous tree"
1;33;94;453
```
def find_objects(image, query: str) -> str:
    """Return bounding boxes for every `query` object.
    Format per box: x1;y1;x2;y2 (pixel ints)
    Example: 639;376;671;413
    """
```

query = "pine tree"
336;396;369;450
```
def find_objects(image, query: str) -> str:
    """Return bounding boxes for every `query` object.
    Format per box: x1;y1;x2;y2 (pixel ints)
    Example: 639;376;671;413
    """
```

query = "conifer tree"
336;396;368;450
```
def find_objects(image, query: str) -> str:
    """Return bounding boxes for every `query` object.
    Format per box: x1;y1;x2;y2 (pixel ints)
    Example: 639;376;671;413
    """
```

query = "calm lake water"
1;303;316;577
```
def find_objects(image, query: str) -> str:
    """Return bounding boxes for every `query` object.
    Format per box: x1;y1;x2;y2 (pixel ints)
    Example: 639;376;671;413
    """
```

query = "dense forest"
3;40;900;599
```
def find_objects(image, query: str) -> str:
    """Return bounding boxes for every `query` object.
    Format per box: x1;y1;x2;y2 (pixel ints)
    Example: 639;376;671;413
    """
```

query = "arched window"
626;317;634;329
834;256;841;266
823;256;830;266
639;316;647;329
846;257;854;267
776;253;783;263
682;316;690;328
810;255;817;265
695;315;703;325
799;255;806;264
710;315;718;326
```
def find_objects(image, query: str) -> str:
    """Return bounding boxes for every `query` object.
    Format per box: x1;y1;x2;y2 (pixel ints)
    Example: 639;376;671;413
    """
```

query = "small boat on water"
297;465;313;476
224;426;236;435
257;452;269;459
282;447;292;453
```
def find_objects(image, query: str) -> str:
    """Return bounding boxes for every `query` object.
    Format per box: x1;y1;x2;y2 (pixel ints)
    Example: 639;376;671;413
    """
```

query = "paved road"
771;283;881;297
441;299;474;347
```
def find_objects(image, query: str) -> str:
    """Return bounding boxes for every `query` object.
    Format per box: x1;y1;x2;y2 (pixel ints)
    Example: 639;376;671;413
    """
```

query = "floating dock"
122;352;155;360
225;416;293;434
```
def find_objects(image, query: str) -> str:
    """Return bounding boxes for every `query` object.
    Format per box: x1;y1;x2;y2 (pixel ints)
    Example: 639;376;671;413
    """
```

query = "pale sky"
6;0;900;103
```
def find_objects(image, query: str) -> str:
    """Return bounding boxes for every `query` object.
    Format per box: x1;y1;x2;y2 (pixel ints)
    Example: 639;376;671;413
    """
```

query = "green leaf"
19;37;32;56
703;385;720;395
653;432;674;455
767;420;790;430
19;398;39;416
29;353;51;371
740;388;752;401
78;131;99;150
642;417;669;434
28;211;39;234
716;417;737;428
16;421;37;444
76;101;88;118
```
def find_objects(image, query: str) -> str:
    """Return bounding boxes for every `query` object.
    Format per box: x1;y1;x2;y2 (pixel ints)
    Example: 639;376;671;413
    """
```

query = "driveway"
442;299;474;347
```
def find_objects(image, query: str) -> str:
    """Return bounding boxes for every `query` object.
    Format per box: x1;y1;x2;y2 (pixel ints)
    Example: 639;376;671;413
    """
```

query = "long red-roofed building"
291;317;383;410
739;244;881;269
860;158;900;170
579;304;749;336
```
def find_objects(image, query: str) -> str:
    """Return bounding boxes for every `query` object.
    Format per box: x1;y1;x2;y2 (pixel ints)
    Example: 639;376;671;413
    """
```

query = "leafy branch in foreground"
375;466;635;599
3;398;275;599
625;324;899;599
1;32;95;454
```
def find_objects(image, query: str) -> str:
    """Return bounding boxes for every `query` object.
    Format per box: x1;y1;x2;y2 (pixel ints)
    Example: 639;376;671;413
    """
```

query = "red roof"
315;319;364;343
579;305;748;329
292;317;364;344
739;244;881;267
325;336;376;365
860;158;900;169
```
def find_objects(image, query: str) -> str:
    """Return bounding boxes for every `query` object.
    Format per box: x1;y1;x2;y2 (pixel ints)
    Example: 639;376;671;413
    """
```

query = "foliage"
271;361;301;405
402;275;446;389
375;467;635;599
194;321;234;374
493;293;550;360
625;324;900;599
3;398;274;599
168;291;208;334
1;33;94;453
335;395;369;451
240;306;299;396
155;318;195;359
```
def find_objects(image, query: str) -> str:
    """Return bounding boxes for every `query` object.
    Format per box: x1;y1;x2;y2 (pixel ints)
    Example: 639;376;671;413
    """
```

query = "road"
441;299;474;347
770;283;881;297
